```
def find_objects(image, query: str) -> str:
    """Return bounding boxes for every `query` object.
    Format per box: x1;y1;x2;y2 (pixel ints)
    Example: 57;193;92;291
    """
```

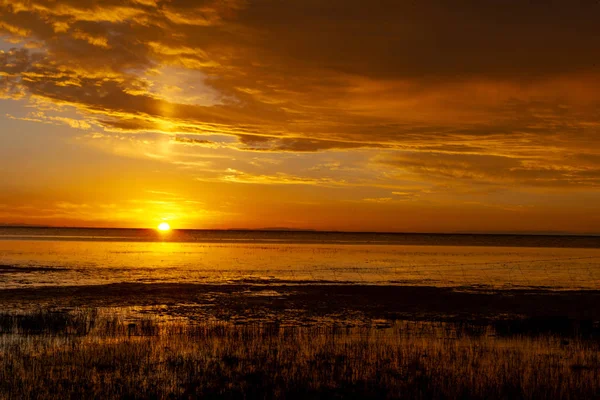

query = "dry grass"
0;310;599;399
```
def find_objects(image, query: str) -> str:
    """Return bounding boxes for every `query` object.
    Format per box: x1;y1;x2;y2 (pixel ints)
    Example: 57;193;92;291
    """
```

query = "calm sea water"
0;227;599;290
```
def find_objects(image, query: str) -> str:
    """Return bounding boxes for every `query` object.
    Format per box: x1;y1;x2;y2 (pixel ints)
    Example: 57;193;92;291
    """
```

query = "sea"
1;227;599;290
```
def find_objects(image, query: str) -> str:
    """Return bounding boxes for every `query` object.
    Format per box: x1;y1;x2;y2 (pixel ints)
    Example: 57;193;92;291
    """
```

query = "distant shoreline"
1;226;599;249
0;225;598;237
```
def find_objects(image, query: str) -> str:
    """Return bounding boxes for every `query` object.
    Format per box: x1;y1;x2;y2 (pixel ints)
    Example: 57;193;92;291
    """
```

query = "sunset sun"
157;222;171;232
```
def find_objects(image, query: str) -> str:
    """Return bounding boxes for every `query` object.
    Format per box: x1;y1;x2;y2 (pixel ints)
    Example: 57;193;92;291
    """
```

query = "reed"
0;309;599;399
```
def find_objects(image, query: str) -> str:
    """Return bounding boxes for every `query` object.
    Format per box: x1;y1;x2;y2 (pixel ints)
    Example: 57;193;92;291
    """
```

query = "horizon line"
0;224;599;237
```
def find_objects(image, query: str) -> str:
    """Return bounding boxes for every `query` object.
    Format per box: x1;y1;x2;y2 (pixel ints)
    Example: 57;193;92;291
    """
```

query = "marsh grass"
0;310;599;399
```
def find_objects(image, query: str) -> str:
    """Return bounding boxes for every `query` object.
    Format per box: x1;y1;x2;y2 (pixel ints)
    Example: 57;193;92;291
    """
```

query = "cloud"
362;197;392;204
236;134;390;152
172;136;216;147
379;151;600;188
1;0;600;190
7;111;92;129
216;169;348;187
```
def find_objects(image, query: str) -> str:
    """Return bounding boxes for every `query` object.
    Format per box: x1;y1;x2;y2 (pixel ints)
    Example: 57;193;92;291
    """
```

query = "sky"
1;0;599;233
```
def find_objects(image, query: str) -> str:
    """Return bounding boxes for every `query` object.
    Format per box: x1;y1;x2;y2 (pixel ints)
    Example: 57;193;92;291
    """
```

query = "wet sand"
2;283;600;328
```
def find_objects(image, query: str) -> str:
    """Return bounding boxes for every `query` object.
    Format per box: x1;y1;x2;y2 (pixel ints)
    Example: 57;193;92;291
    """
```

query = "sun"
157;222;171;232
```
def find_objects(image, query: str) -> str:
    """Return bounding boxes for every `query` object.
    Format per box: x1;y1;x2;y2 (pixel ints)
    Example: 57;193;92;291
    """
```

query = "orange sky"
1;0;599;233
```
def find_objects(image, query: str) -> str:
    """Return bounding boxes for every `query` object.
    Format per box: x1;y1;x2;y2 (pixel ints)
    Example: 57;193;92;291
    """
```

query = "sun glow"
157;222;171;232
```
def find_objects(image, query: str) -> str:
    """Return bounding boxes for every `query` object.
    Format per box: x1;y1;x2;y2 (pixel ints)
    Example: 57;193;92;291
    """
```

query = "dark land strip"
2;283;599;331
0;265;68;273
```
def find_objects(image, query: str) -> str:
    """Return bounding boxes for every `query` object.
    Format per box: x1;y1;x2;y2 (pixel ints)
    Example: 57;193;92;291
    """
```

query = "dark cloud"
236;135;389;152
172;136;215;146
229;0;600;80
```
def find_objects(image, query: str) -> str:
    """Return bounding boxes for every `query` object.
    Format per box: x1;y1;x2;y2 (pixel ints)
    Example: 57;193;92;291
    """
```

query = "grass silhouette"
0;309;599;399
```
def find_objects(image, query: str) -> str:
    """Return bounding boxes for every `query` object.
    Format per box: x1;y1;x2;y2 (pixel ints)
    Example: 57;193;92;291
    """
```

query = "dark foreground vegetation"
1;309;599;399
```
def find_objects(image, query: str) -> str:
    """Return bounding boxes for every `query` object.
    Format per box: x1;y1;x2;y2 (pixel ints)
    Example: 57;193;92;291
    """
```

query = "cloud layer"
1;0;600;230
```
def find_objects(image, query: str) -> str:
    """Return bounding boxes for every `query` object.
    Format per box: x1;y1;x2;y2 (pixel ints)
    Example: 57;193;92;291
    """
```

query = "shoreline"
2;283;600;325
